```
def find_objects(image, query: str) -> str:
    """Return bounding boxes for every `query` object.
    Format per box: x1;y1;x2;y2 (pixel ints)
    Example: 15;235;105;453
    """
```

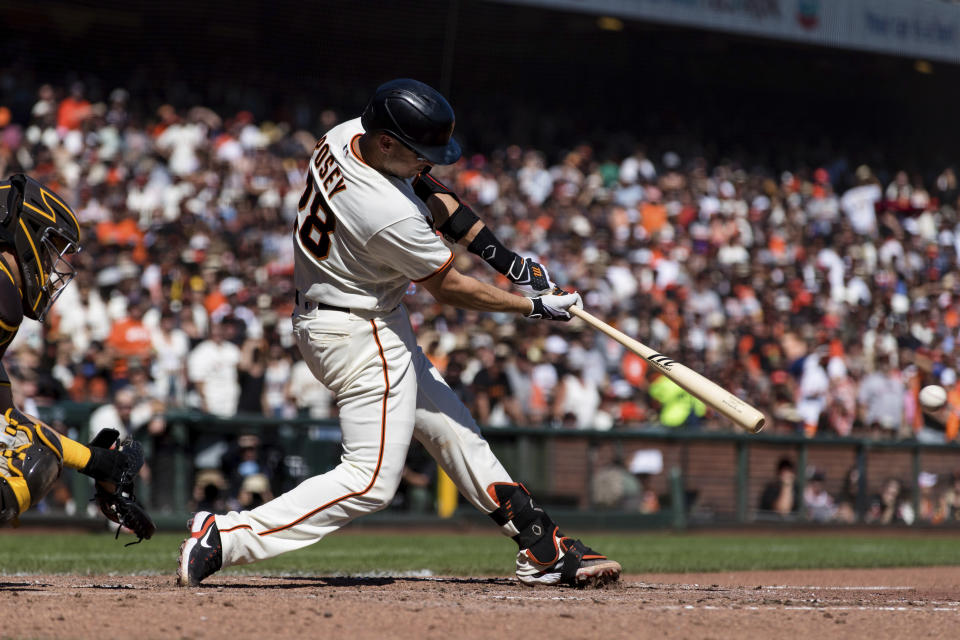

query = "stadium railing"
27;403;960;531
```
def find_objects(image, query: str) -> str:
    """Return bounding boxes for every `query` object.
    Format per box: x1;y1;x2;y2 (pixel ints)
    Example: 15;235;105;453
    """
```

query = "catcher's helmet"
0;174;81;321
361;78;461;165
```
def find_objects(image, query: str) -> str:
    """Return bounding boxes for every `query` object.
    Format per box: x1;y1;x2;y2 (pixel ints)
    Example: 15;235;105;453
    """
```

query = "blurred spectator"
57;82;91;131
552;352;601;430
865;477;914;525
236;336;268;415
188;321;241;417
104;299;153;391
758;457;800;517
263;343;294;418
840;165;881;237
938;471;960;522
797;347;829;437
825;355;857;437
237;473;273;510
87;387;140;441
151;308;189;404
647;375;705;429
834;465;863;524
625;449;662;514
942;369;960;442
917;472;944;524
471;348;523;427
286;359;336;419
192;468;229;514
393;441;436;513
858;355;905;439
591;454;641;510
803;470;838;522
220;433;284;505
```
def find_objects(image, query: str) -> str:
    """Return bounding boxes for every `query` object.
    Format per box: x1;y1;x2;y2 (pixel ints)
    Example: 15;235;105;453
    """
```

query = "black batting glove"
506;256;556;296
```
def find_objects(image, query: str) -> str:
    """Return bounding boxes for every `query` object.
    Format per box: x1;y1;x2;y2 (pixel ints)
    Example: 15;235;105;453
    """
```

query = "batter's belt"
294;290;400;319
294;290;350;313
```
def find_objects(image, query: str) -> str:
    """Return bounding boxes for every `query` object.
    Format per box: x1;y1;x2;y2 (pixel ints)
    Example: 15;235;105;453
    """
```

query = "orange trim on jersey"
219;524;253;534
411;251;454;283
257;320;390;537
349;134;370;167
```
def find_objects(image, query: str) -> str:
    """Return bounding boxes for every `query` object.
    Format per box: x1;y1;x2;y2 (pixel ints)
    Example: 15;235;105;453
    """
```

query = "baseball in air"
919;385;948;411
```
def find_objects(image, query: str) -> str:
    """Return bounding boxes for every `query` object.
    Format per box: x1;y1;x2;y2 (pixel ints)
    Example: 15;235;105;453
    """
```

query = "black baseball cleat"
176;511;223;587
515;537;621;588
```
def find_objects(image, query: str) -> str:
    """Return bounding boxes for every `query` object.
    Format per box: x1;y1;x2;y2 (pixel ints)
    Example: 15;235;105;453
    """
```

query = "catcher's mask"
0;174;81;321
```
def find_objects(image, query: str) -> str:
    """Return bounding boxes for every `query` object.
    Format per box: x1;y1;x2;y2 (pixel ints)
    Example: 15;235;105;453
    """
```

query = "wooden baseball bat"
568;306;765;433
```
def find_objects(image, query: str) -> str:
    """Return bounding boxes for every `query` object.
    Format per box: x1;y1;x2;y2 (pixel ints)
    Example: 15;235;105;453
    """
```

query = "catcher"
0;174;154;542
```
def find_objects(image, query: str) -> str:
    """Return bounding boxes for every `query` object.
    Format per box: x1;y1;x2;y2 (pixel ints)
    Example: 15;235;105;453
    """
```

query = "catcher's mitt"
89;428;156;545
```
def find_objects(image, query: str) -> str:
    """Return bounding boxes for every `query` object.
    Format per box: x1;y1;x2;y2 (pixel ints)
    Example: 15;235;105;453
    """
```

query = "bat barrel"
568;306;765;433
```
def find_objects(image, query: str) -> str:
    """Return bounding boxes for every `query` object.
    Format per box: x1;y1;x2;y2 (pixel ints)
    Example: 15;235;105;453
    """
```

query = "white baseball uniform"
213;118;518;566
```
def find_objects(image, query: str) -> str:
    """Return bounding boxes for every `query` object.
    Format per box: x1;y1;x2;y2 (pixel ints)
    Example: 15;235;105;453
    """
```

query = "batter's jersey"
293;118;454;312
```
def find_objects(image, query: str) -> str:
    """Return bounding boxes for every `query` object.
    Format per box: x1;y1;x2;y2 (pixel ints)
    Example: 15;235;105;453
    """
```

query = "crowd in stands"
3;79;960;512
755;457;960;526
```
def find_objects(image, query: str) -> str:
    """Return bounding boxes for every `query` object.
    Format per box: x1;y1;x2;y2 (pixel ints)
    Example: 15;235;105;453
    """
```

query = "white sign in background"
499;0;960;63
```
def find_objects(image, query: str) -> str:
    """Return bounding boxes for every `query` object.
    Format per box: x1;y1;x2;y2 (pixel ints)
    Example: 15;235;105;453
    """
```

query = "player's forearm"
435;279;533;315
424;267;533;315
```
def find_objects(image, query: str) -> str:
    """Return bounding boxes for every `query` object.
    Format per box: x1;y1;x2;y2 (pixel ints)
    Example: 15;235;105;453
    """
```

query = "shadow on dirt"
210;575;517;589
0;581;51;591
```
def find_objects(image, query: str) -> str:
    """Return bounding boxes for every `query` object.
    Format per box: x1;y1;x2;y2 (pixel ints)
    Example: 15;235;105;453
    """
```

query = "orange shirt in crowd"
204;290;228;316
97;218;143;246
57;97;91;130
96;218;147;263
946;384;960;441
106;316;153;378
640;202;667;235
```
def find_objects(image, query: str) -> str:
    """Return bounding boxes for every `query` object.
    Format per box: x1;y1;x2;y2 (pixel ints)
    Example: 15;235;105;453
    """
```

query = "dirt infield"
4;567;959;639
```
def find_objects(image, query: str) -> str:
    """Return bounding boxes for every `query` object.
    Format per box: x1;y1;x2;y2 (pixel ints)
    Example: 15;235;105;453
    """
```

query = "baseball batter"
178;79;621;588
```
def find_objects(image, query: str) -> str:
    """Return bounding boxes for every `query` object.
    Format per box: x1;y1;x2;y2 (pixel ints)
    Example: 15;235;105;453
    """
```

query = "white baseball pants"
215;304;516;567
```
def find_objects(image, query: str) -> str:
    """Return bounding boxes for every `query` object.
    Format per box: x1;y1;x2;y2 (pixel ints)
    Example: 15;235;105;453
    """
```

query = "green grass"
1;530;958;576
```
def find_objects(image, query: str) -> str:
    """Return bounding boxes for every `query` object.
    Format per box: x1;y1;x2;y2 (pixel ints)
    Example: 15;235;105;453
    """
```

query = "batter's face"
381;135;433;179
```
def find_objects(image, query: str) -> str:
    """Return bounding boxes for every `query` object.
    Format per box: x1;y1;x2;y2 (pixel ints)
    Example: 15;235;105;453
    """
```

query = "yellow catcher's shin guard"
0;409;64;524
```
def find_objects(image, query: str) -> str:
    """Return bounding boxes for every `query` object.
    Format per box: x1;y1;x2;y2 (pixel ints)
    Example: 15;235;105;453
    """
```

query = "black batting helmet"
361;78;461;165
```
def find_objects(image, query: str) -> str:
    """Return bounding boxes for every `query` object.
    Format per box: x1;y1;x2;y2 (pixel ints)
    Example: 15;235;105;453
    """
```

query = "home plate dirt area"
4;568;959;640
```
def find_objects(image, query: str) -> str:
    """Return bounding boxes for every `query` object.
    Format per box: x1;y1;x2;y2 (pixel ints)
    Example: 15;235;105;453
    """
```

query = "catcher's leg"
0;409;152;539
4;410;136;486
0;409;64;524
411;351;621;588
